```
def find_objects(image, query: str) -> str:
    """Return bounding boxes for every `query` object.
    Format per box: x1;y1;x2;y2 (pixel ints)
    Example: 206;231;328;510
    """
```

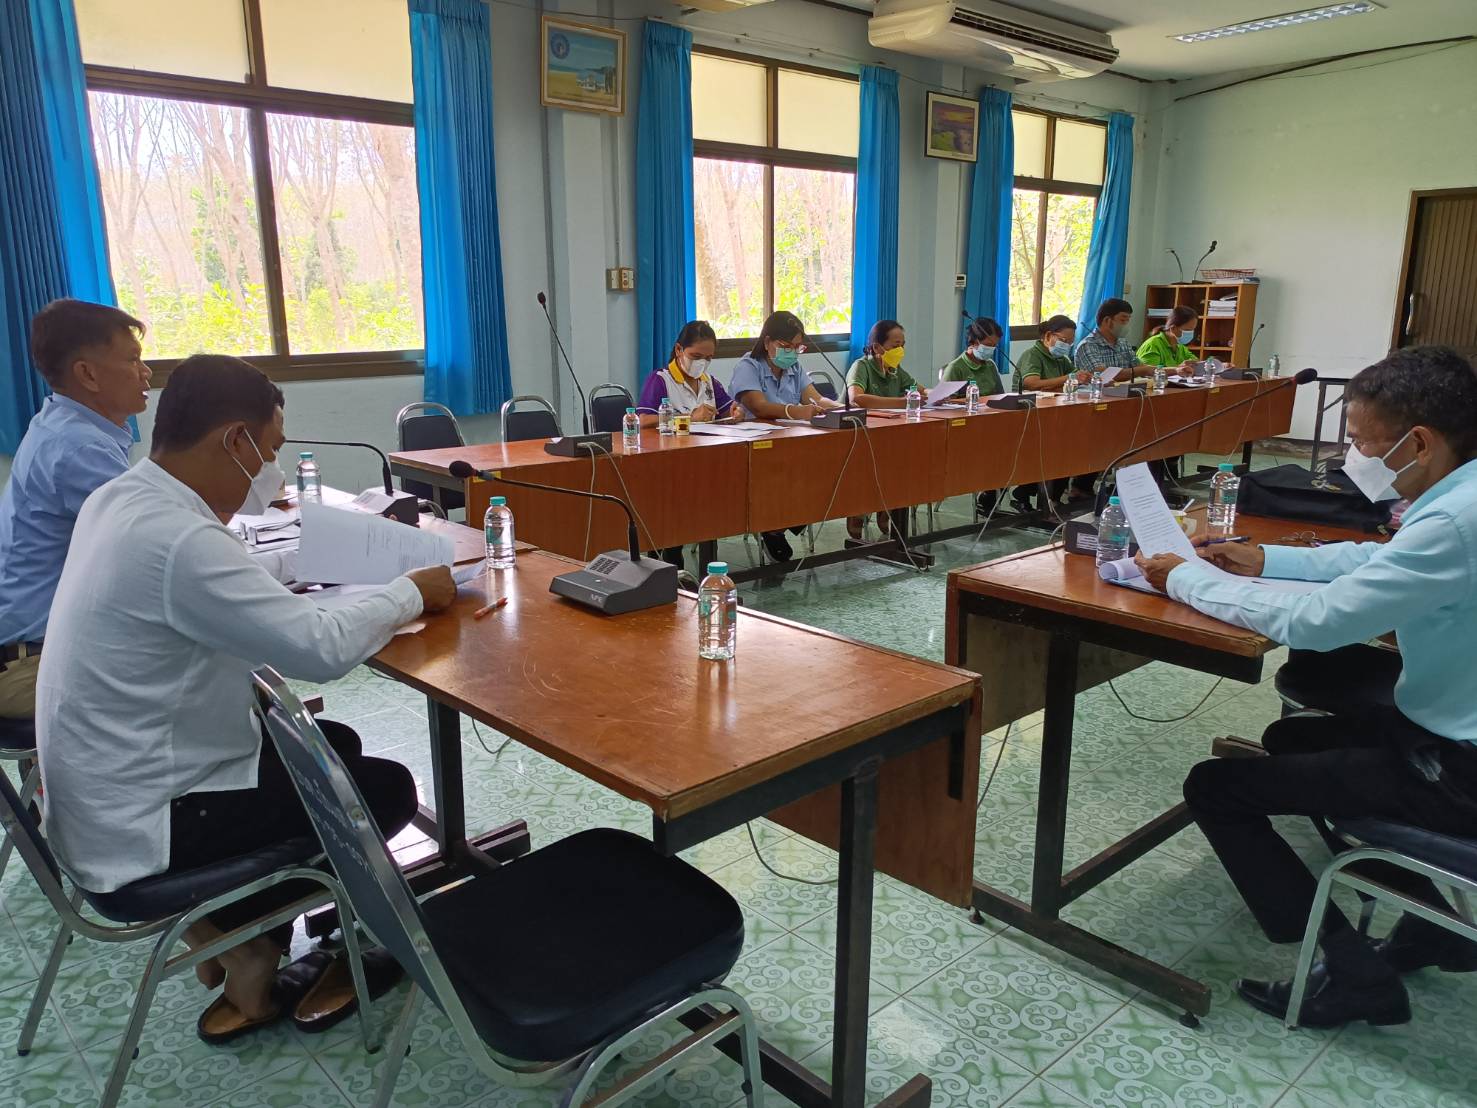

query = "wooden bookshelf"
1142;282;1259;367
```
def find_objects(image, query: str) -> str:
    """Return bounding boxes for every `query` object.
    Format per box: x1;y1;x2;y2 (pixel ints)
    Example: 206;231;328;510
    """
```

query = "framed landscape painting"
925;92;979;162
540;15;627;116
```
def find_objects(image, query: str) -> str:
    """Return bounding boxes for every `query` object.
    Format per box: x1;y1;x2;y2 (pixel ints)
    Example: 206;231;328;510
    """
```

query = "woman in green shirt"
1015;314;1091;392
942;317;1005;397
846;320;928;408
1136;305;1198;368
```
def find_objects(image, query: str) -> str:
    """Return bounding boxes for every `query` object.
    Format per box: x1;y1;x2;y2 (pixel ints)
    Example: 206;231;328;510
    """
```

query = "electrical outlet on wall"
607;267;635;292
954;273;967;290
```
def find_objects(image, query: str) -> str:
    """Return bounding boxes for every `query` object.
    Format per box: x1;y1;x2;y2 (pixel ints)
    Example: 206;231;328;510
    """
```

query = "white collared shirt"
36;460;423;892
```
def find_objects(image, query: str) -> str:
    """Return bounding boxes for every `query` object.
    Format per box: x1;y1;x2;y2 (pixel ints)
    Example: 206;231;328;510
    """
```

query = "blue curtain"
410;0;512;417
963;87;1012;345
1077;111;1134;335
1;0;116;455
849;66;899;365
635;21;695;385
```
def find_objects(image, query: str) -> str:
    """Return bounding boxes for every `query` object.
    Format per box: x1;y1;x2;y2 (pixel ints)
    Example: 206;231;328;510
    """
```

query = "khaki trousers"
0;654;39;719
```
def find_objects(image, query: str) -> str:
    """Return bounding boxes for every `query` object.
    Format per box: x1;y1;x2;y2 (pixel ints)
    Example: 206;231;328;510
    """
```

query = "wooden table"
371;544;983;1108
388;380;1295;573
945;511;1378;1022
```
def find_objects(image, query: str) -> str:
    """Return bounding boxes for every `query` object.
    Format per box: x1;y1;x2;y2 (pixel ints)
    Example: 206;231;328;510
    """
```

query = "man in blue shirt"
1136;346;1477;1029
1073;298;1152;378
0;300;151;717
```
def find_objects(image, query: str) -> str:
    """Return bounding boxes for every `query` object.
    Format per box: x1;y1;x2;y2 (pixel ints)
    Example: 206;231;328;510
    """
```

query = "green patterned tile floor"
3;464;1465;1107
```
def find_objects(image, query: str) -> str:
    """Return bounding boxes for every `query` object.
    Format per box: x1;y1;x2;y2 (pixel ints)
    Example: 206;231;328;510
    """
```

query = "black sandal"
195;950;334;1045
292;946;404;1035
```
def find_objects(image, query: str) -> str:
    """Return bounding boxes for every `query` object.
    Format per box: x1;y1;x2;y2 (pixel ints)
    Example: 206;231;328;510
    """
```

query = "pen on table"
473;596;509;619
1195;535;1251;547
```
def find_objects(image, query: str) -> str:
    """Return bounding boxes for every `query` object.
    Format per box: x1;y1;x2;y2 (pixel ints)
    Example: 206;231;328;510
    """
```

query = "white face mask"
1343;429;1415;503
970;344;995;362
224;428;285;516
685;356;711;377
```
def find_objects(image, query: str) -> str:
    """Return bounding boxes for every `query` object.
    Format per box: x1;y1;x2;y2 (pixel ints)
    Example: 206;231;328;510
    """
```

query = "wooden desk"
946;511;1374;1021
371;546;982;1108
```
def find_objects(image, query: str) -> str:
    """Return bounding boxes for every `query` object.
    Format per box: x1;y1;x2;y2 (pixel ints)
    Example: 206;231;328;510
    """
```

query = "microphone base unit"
1101;384;1147;399
1062;512;1141;559
985;393;1036;411
550;550;678;615
543;432;614;458
810;408;867;429
349;488;421;526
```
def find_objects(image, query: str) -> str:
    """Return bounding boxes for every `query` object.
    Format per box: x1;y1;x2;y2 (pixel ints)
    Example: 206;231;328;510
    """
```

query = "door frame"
1390;186;1477;349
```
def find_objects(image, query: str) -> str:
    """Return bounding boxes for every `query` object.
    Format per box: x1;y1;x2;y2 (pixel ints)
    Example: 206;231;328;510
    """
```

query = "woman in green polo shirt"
1136;305;1198;369
942;317;1006;397
846;320;928;408
1015;314;1090;392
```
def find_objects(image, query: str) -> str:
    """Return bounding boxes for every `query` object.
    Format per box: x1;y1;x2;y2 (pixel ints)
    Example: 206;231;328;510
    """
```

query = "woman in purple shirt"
637;321;735;427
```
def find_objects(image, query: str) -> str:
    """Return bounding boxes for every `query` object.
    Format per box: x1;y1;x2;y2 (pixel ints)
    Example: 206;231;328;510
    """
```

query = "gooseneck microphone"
1167;248;1185;283
1192;239;1218;280
807;337;865;429
537;291;591;436
448;458;677;614
1091;368;1318;517
286;437;419;524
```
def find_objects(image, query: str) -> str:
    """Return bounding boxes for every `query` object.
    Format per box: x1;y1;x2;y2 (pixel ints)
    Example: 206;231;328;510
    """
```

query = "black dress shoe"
1375;923;1477;975
761;531;793;563
1236;961;1410;1028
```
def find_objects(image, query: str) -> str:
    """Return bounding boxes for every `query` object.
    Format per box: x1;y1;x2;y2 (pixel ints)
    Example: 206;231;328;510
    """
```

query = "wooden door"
1391;188;1477;359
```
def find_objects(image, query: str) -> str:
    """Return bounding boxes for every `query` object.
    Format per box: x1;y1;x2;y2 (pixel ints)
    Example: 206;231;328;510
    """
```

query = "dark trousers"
1184;708;1477;945
167;719;417;948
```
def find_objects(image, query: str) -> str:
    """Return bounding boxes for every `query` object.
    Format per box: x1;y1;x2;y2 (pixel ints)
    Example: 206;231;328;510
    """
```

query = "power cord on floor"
972;404;1037;544
791;425;861;574
746;821;837;886
1106;676;1224;724
860;422;925;570
470;717;513;757
977;722;1013;810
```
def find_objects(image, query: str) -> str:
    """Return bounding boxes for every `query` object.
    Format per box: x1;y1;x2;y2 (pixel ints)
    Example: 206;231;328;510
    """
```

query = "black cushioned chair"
1286;816;1477;1029
0;762;375;1108
0;715;37;882
253;666;764;1108
1274;642;1401;717
809;368;840;401
396;402;465;513
589;383;634;435
500;394;561;443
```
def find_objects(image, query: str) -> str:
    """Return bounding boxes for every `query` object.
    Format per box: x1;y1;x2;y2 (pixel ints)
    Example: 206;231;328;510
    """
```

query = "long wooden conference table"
389;379;1294;566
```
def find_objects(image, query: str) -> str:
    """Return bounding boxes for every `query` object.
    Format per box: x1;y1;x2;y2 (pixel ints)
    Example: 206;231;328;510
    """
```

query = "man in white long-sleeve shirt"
36;354;454;1039
1135;346;1477;1029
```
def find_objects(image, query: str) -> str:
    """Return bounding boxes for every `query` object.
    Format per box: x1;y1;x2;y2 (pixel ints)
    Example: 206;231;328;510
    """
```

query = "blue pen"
1197;535;1251;546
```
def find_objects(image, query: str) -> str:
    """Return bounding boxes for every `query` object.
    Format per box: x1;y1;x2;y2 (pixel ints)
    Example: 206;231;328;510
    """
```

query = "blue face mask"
1179;330;1195;345
771;347;799;370
969;344;995;363
1049;340;1071;357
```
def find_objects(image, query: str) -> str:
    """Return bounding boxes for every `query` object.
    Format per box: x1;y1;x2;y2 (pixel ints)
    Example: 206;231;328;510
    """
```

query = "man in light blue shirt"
0;300;151;717
1136;346;1477;1029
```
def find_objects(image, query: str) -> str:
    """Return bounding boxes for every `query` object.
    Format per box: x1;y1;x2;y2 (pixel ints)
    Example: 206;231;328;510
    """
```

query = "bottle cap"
706;562;728;575
1108;496;1121;506
1218;462;1235;471
490;496;506;507
299;451;313;460
626;407;636;413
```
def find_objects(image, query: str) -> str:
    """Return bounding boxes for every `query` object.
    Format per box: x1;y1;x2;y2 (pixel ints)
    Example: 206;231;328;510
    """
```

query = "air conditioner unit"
869;0;1118;82
678;0;777;10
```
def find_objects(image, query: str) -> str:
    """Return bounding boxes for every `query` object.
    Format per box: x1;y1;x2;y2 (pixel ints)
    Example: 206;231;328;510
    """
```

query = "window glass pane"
1039;193;1097;322
1012;110;1047;179
266;115;425;354
692;55;766;146
774;166;854;335
1009;190;1042;328
88;91;270;357
694;159;766;339
260;0;412;102
1052;120;1106;186
778;71;858;158
77;0;249;82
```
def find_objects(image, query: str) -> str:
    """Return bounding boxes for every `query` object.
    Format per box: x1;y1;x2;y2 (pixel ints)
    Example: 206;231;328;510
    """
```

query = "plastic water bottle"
1094;496;1131;568
622;407;641;451
698;561;737;661
1209;463;1241;529
1062;374;1079;403
904;385;923;421
1153;365;1167;392
483;495;516;569
965;382;980;414
1268;353;1282;378
1204;356;1223;379
295;452;321;505
658;397;675;436
1088;369;1104;402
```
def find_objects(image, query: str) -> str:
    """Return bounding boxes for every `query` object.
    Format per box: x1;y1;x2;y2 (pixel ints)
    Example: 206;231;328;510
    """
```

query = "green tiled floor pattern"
4;459;1467;1106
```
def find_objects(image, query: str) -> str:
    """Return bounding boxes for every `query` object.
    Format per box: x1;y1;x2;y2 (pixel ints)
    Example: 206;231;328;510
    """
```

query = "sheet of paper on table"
687;422;775;439
297;502;454;586
922;379;967;406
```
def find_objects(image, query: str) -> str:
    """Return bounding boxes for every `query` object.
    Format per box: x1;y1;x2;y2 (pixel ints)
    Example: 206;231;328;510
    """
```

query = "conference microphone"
286;437;420;524
807;338;865;429
448;458;676;615
1192;239;1218;280
536;291;613;457
1245;322;1266;366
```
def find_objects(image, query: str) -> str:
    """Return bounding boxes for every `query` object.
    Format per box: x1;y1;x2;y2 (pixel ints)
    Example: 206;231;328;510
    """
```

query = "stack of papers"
687;421;775;439
297;503;453;586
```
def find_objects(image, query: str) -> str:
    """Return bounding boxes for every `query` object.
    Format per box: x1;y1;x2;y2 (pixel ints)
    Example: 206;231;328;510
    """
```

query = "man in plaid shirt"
1074;298;1154;379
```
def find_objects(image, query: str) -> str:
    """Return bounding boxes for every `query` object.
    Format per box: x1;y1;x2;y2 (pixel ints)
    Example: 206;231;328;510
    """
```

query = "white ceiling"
825;0;1477;80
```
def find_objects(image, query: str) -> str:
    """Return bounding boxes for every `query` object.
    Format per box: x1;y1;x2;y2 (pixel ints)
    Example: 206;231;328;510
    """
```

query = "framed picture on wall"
540;15;627;116
925;92;979;162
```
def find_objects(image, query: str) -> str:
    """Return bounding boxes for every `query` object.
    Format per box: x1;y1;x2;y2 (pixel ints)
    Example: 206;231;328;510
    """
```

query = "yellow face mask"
880;346;906;370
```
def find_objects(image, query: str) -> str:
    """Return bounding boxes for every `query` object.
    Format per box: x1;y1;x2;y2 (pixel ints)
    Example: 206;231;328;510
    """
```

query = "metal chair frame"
809;368;841;402
1286;835;1477;1029
0;731;38;882
253;667;764;1108
499;395;562;443
0;767;375;1108
588;382;634;434
396;402;466;514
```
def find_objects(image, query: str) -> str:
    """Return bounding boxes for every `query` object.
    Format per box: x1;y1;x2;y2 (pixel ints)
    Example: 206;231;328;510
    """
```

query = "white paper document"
1114;463;1200;561
687;422;775;439
297;503;454;586
1099;366;1124;386
922;379;967;406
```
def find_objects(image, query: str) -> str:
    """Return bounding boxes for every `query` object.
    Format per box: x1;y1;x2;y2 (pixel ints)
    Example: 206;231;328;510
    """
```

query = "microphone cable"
972;402;1037;544
746;821;837;887
790;424;862;574
977;721;1014;811
860;421;925;571
582;441;660;558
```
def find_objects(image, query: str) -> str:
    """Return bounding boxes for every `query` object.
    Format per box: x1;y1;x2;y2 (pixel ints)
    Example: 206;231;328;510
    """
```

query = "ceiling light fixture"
1171;2;1382;44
